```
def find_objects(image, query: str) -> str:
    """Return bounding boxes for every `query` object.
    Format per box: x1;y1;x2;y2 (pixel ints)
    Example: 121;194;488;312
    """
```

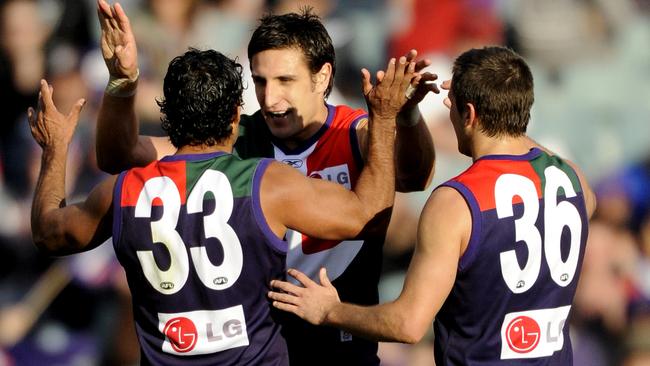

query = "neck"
471;135;533;161
175;143;233;156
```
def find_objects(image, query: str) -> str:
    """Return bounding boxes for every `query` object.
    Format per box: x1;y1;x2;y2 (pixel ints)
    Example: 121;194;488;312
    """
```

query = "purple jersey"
112;152;288;365
434;148;589;365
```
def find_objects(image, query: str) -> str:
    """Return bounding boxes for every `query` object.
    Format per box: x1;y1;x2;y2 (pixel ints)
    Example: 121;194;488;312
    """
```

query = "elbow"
396;322;428;344
32;234;58;256
396;165;435;193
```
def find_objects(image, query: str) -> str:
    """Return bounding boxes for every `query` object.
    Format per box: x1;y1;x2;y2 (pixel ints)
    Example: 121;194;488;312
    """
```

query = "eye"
252;76;265;86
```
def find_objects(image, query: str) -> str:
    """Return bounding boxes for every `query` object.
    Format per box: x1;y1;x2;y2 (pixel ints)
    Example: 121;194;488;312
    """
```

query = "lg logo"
505;316;540;353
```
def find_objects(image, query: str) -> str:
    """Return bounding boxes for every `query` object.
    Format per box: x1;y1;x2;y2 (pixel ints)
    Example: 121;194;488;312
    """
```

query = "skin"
94;0;437;192
267;78;598;344
30;54;415;260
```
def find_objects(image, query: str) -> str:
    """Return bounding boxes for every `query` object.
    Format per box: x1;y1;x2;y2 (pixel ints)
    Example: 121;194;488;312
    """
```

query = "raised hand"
268;268;340;325
361;56;417;120
402;49;440;110
27;80;85;150
97;0;138;80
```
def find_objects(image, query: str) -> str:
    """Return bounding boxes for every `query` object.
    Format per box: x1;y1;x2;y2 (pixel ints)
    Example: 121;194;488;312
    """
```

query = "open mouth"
265;110;292;119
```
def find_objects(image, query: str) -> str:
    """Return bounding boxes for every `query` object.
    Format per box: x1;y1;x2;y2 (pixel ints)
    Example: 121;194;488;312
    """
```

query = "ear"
313;62;333;94
230;106;242;137
464;103;477;130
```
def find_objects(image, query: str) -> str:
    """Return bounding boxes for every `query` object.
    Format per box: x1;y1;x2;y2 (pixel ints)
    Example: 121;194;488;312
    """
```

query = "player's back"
112;152;288;365
434;148;589;365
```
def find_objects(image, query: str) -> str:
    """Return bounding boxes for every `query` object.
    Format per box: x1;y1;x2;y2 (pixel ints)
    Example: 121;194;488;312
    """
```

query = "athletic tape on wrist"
105;69;139;97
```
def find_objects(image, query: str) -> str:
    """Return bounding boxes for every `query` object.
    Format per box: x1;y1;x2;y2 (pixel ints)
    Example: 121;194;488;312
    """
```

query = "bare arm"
357;50;437;192
263;57;415;240
29;80;114;255
268;186;469;343
95;0;175;173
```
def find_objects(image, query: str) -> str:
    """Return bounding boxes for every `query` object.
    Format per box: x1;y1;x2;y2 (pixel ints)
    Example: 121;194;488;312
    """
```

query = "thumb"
360;68;372;96
68;98;86;121
319;267;333;288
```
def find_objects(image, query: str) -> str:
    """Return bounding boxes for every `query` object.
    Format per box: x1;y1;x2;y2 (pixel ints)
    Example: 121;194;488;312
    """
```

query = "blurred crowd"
0;0;649;365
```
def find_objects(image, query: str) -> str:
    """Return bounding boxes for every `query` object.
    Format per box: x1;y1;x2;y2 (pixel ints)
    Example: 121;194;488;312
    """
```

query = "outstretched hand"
97;0;138;80
268;267;340;325
361;55;416;121
401;49;440;110
27;80;85;150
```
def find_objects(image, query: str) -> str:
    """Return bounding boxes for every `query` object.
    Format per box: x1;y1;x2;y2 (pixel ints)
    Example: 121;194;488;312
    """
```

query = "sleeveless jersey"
112;152;288;366
274;104;382;366
434;148;589;365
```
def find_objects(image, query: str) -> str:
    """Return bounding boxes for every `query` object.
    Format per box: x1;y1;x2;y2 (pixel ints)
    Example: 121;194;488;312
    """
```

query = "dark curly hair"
451;46;534;137
247;8;335;98
157;48;243;148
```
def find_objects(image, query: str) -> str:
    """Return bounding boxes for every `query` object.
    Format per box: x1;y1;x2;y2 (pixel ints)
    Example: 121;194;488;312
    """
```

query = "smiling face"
251;48;330;145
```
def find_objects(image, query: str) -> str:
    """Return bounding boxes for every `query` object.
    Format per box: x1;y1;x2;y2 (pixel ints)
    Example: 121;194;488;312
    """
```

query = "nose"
263;82;282;109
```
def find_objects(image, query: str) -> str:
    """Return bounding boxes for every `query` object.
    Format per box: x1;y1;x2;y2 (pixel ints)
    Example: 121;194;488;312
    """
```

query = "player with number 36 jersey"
435;148;588;364
267;46;597;366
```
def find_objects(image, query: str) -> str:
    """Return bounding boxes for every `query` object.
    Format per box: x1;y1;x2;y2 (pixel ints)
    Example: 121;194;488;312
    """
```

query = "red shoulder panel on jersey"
120;161;187;207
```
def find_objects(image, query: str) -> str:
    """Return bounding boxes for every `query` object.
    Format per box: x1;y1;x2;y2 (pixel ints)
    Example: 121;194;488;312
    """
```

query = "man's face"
251;48;327;142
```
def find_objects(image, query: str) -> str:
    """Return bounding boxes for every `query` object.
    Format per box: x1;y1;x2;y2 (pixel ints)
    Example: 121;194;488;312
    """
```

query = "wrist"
106;69;139;97
397;106;420;127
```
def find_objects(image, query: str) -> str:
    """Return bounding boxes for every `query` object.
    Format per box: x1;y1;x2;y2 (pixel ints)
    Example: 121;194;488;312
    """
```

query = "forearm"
31;147;69;253
96;92;142;173
326;301;419;343
354;113;396;222
395;107;435;192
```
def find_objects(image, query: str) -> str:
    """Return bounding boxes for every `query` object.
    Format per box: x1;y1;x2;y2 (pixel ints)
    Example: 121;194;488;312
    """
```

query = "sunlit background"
0;0;649;365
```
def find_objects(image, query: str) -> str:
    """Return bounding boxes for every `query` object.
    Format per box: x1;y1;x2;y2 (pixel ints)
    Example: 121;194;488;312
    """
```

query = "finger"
404;49;417;63
401;61;416;92
376;70;385;83
68;98;86;121
271;300;300;315
268;291;301;306
392;56;408;88
361;68;372;96
40;80;55;110
270;279;304;295
108;5;121;30
97;0;112;20
414;58;431;73
114;2;133;33
27;107;37;130
287;268;316;288
382;57;398;86
443;97;451;109
319;267;333;288
441;80;451;90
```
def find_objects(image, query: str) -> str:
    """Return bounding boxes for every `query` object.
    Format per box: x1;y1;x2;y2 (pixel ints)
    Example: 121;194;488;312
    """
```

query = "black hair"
247;8;335;98
451;46;534;137
158;48;243;147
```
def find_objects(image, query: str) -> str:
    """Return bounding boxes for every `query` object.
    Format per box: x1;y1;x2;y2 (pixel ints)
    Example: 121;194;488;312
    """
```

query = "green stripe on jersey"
530;151;583;197
185;154;262;199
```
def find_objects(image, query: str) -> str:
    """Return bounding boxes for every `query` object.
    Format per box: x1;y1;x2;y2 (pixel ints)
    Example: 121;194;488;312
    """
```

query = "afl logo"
505;316;540;353
213;277;228;285
163;317;198;353
283;159;303;168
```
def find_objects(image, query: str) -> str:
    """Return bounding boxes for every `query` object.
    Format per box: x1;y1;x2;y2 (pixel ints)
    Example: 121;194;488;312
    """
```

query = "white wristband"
105;69;139;97
397;107;420;127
